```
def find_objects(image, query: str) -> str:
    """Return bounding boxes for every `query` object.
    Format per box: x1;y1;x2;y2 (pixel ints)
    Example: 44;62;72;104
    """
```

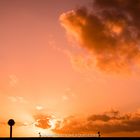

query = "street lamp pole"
8;119;15;139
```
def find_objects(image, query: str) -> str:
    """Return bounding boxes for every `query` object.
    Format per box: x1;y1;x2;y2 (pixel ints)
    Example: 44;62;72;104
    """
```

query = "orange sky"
0;0;140;137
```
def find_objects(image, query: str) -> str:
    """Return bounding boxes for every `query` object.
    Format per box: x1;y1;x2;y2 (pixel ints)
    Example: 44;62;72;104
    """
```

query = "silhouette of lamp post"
8;119;15;138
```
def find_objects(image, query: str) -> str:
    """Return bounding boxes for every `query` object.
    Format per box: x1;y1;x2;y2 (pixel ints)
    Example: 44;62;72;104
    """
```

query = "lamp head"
8;119;15;126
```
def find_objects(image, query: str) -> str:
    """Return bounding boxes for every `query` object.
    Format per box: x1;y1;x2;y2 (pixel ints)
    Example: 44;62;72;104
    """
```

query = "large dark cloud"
52;110;140;135
60;0;140;73
31;110;140;135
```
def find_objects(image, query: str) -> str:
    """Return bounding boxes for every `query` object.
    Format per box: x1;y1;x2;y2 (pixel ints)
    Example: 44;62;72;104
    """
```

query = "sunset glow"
0;0;140;137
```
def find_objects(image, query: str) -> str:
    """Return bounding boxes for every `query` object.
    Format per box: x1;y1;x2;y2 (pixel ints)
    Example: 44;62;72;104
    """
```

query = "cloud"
52;109;140;135
36;105;44;111
60;0;140;74
33;114;52;129
88;109;121;122
31;109;140;136
8;96;28;104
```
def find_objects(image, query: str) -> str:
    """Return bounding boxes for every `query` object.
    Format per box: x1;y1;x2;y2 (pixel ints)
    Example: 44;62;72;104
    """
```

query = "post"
10;126;12;138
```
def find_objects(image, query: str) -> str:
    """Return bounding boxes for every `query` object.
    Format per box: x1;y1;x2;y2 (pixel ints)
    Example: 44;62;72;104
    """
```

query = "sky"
0;0;140;137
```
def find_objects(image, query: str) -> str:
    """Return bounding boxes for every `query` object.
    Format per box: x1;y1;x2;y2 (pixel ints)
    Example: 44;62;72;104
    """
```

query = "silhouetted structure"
38;132;41;137
8;119;15;139
98;131;101;137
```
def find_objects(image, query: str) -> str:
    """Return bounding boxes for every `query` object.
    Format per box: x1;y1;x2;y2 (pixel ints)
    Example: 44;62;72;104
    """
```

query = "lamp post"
8;119;15;139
